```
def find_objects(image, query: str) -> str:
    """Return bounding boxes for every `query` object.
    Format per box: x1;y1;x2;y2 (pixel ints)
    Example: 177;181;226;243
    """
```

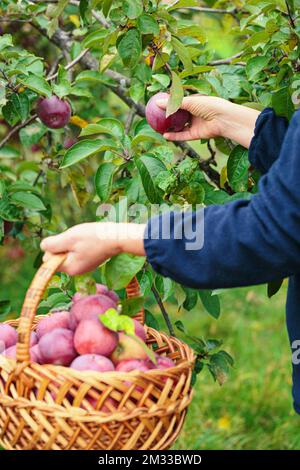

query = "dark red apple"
37;96;71;129
63;136;77;149
145;92;191;134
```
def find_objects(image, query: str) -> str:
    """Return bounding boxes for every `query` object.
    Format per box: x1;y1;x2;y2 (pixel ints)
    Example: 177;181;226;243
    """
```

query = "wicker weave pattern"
0;254;195;450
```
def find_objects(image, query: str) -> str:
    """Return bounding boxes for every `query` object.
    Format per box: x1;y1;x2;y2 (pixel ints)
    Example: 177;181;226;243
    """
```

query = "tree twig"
208;51;245;66
0;114;37;150
285;0;296;28
151;285;175;337
47;48;90;81
180;6;239;18
125;109;136;134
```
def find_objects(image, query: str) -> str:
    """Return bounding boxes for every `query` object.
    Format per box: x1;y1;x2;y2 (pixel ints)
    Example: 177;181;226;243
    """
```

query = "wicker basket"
0;254;195;450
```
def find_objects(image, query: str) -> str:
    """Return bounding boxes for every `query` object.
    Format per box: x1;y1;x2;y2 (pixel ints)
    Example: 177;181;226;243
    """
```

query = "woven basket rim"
0;355;194;378
0;392;194;423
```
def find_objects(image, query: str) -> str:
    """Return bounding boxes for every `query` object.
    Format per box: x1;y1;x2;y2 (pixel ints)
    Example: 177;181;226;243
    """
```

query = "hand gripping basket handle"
16;253;144;363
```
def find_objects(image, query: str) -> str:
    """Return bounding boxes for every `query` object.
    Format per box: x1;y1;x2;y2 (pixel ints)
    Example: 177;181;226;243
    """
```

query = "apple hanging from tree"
37;95;71;129
145;92;191;134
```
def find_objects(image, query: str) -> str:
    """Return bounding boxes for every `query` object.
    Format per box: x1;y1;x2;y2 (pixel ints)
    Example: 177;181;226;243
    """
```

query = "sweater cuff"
249;107;288;174
144;214;169;277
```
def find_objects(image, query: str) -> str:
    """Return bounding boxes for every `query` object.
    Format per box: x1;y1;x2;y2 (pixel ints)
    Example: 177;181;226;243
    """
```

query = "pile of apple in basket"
0;284;174;391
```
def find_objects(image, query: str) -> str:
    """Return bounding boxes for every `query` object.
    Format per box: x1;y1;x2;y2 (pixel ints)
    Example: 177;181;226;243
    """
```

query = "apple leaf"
60;138;118;168
105;254;146;290
95;162;116;202
227;145;249;193
117;28;142;68
18;73;52;98
199;290;221;319
135;154;167;203
11;192;46;211
166;71;184;117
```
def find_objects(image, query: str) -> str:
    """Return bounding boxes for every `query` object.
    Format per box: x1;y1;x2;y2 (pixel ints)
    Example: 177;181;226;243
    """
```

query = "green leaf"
182;287;198;311
99;308;121;332
246;56;269;80
82;28;109;48
135;154;167;203
144;309;159;330
60;139;118;168
166;71;184;117
0;34;13;50
199;290;221;319
120;297;144;317
268;279;284;298
117;28;142;68
272;87;294;121
10;192;46;211
80;118;124;139
79;0;89;24
209;351;232;385
137;14;160;35
2;93;29;126
95;162;116;201
47;0;69;37
18;73;52;98
227;145;249;192
75;70;114;86
124;0;143;19
105;254;146;290
177;25;206;43
168;0;198;10
53;80;71;98
74;274;96;295
171;36;193;71
102;0;113;16
39;292;71;310
0;300;11;319
19;122;47;147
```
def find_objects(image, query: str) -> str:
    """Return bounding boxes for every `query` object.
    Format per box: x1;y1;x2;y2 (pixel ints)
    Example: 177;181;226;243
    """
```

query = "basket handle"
17;253;67;363
16;253;144;363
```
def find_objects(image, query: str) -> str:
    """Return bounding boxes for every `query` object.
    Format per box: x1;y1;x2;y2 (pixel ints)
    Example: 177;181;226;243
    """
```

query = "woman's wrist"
218;102;260;149
116;223;146;257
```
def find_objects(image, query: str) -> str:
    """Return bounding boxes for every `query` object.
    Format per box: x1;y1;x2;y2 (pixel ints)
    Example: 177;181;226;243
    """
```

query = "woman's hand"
41;222;146;276
156;95;260;149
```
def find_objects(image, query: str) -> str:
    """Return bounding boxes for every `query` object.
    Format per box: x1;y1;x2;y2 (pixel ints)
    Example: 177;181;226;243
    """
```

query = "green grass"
0;253;299;450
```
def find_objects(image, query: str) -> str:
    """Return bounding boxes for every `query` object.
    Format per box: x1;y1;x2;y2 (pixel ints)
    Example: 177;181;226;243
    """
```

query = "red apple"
30;332;38;347
96;284;119;304
74;319;118;357
36;311;71;339
63;136;77;149
39;328;77;366
111;332;148;365
116;359;151;372
70;354;115;373
133;320;147;342
70;294;117;328
0;324;17;352
37;96;71;129
145;92;191;134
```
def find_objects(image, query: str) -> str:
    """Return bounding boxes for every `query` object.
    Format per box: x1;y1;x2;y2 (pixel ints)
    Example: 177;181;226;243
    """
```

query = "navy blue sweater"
144;108;300;413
